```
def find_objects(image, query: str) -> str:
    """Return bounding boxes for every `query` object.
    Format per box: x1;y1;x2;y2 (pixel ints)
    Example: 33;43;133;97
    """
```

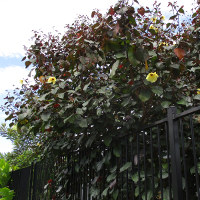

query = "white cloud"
0;136;13;153
0;0;198;57
0;112;7;124
0;0;117;57
0;66;30;94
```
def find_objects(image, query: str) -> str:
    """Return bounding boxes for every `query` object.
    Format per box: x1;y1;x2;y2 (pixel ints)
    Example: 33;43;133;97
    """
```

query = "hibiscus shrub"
2;0;200;199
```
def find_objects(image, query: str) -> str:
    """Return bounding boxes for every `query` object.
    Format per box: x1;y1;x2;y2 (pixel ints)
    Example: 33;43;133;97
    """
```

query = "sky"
0;0;198;153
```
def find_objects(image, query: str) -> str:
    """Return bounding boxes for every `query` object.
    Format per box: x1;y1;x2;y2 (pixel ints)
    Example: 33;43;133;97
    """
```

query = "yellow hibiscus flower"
161;16;165;21
159;42;169;46
197;88;200;94
146;72;159;83
151;17;157;23
149;25;154;29
149;25;158;32
20;80;23;84
37;143;41;147
48;77;56;84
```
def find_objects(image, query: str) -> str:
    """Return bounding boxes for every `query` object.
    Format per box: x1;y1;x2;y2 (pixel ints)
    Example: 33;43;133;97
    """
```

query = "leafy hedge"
0;159;14;200
2;0;200;199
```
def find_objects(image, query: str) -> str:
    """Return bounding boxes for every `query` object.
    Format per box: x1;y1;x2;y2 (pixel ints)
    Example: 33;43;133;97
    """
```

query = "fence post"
167;106;183;200
32;162;38;200
28;162;34;200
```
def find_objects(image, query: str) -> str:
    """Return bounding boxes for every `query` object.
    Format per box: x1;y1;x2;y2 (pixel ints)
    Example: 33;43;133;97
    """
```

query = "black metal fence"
9;159;55;200
9;106;200;200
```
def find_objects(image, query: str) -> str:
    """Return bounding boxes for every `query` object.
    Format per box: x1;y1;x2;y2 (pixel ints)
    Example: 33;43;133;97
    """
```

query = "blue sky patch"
0;56;24;68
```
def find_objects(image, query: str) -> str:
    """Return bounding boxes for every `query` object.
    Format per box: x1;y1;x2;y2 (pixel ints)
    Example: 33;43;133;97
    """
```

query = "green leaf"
135;186;139;197
190;166;195;174
110;166;117;173
163;188;170;200
78;117;88;128
161;101;171;109
190;67;200;72
121;97;131;107
96;159;104;171
142;190;153;200
97;108;102;116
59;81;66;89
113;146;121;157
0;159;11;187
139;89;151;102
21;56;26;61
76;108;83;115
169;15;177;20
104;136;112;147
131;173;139;183
177;99;187;105
97;86;106;94
104;152;111;164
110;60;120;78
178;7;184;14
102;187;109;196
151;86;163;96
194;95;200;100
41;112;51;121
75;164;79;173
38;92;50;101
128;47;138;66
84;39;95;44
156;62;164;69
82;99;91;107
120;162;132;172
148;51;157;57
90;187;99;198
0;187;15;200
106;173;116;182
18;113;28;120
135;47;149;62
64;114;76;123
5;114;14;121
115;53;126;59
147;191;153;200
129;15;137;25
162;172;168;179
58;93;65;99
83;82;91;91
112;189;119;200
85;135;96;148
51;87;59;94
170;64;179;69
192;12;197;18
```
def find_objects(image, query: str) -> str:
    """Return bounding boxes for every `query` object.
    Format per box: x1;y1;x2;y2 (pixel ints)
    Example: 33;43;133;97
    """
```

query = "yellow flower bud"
145;60;148;70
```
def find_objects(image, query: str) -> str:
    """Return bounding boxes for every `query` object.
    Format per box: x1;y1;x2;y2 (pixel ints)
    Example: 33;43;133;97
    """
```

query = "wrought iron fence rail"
174;105;200;119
